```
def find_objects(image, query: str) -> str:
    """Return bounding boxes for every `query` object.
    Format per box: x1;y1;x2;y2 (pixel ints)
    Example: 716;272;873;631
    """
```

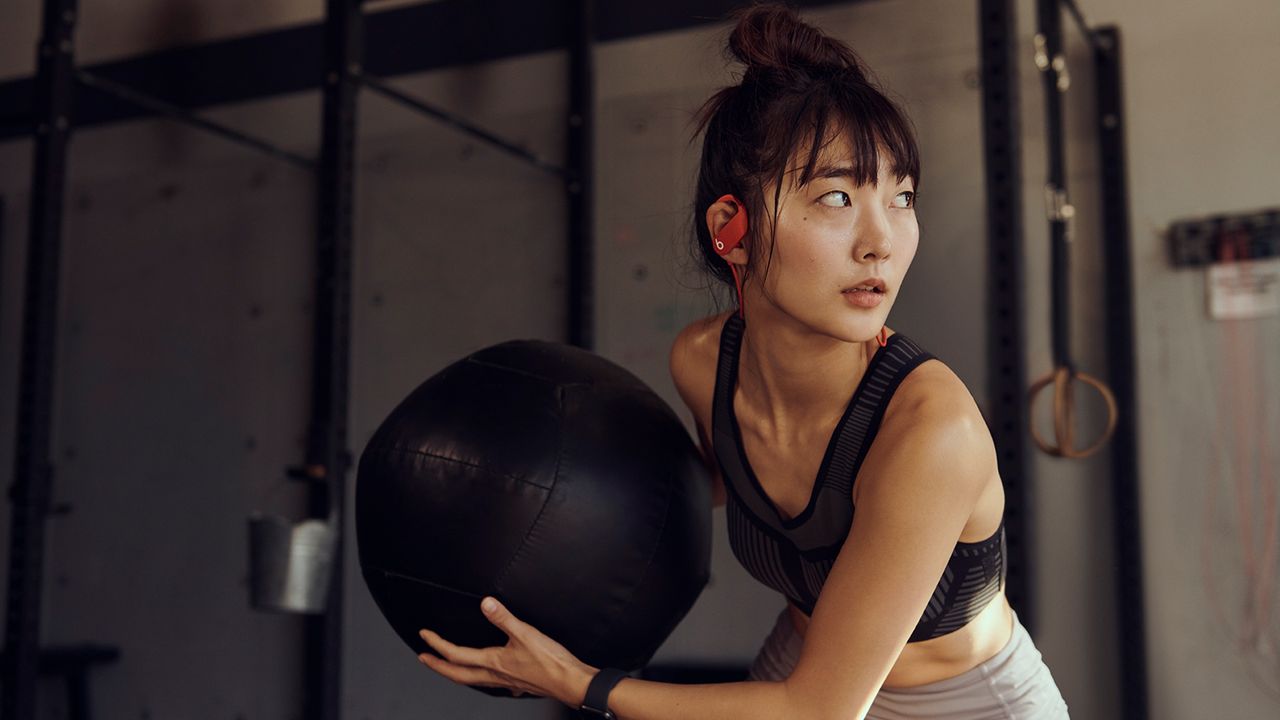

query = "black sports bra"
711;313;1005;642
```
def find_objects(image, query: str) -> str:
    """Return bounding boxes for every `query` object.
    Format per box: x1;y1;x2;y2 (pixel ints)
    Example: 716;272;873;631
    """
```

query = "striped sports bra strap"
822;334;937;492
712;313;746;430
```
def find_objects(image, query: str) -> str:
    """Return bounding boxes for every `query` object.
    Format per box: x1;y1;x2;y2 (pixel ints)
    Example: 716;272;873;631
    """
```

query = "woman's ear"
705;198;750;266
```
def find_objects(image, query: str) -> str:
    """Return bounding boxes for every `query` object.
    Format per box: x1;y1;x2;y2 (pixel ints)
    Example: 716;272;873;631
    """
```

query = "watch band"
578;667;629;719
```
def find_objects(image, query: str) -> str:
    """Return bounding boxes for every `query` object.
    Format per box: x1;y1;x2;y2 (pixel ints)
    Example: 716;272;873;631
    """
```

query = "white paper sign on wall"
1207;258;1280;319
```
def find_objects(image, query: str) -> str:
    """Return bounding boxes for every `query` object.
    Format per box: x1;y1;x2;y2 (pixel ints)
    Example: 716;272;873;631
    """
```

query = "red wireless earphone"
712;194;749;257
711;194;749;319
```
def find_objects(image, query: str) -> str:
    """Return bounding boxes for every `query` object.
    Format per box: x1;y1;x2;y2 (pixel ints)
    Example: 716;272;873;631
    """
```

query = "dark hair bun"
727;3;863;76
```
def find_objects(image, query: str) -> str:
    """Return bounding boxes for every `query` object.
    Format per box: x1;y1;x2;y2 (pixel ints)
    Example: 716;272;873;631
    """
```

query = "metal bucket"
248;514;337;614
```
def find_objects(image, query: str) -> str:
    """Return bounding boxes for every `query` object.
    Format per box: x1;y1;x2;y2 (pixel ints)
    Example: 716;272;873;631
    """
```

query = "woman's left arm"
419;377;996;720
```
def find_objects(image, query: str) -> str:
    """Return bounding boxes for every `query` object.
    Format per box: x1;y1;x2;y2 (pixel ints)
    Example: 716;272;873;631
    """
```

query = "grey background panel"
34;144;317;717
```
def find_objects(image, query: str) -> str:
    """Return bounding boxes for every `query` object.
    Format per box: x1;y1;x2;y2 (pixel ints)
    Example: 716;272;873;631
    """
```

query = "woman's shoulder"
889;349;988;442
668;311;734;414
671;311;734;361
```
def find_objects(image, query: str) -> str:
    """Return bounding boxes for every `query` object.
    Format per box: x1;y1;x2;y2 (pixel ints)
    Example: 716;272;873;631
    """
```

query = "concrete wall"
1;1;1277;719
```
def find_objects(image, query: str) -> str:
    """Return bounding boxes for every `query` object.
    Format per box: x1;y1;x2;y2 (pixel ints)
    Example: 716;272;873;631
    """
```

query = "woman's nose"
853;208;893;261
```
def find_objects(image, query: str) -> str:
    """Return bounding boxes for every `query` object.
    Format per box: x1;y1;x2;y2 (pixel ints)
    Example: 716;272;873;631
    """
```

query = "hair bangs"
786;83;921;192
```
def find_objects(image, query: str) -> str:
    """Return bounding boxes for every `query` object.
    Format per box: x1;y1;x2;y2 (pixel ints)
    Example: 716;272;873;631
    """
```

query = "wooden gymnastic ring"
1028;366;1119;458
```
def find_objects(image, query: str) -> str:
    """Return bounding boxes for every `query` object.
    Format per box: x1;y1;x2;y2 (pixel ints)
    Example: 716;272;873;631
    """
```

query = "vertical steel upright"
2;2;78;718
1035;0;1072;382
1;197;5;313
978;0;1035;631
305;2;361;719
567;0;594;349
1094;26;1148;720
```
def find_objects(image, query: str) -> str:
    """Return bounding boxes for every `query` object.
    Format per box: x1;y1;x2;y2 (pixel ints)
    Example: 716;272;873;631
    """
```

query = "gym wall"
0;1;1276;719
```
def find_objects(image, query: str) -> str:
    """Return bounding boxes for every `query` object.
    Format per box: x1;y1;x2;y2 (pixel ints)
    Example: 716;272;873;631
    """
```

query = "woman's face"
752;141;919;344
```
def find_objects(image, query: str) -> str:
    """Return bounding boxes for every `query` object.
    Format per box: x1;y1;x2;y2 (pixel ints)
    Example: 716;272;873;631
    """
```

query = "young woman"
416;5;1070;718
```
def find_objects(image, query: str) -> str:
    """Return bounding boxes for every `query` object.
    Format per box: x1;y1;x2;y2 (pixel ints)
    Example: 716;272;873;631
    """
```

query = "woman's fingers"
419;652;507;688
415;599;561;699
419;628;497;667
480;596;525;640
419;651;535;696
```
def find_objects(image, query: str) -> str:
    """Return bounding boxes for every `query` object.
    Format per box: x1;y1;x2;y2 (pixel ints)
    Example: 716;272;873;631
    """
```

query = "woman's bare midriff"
786;591;1014;688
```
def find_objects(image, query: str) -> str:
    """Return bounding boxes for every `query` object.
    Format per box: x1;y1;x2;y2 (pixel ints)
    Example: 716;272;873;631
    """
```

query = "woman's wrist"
561;660;600;708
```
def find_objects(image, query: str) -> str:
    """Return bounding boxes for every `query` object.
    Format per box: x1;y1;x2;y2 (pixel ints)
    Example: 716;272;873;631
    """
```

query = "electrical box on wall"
1167;207;1279;267
1166;207;1280;319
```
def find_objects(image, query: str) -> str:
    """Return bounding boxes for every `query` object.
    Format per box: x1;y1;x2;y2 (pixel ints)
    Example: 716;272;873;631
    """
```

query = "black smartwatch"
578;667;629;719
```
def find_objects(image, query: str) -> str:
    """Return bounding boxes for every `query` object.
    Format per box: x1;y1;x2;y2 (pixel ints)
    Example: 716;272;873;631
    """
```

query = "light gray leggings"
747;608;1070;719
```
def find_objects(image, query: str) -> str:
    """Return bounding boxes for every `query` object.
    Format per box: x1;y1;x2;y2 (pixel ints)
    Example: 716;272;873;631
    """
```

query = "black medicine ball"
356;339;712;694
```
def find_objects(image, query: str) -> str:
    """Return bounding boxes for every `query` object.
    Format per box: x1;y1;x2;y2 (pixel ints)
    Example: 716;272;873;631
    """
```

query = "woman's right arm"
669;319;727;508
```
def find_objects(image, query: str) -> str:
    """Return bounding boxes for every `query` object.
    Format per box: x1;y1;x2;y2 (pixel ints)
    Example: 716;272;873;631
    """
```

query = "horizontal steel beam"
0;0;860;142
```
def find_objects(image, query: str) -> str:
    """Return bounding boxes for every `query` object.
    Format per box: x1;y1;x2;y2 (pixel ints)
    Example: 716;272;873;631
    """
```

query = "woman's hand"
417;596;597;707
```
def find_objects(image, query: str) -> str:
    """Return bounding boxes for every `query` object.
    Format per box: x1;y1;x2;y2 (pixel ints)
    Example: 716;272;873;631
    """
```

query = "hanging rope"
1027;5;1118;459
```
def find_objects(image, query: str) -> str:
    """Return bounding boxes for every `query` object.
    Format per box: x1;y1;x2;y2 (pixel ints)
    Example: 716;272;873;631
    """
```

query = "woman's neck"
736;310;873;440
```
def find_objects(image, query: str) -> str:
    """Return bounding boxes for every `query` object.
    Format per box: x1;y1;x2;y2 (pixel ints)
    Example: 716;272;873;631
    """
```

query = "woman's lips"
842;288;885;308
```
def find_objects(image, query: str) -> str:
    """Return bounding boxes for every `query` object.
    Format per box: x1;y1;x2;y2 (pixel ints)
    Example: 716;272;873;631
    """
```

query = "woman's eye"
818;190;851;207
894;190;916;209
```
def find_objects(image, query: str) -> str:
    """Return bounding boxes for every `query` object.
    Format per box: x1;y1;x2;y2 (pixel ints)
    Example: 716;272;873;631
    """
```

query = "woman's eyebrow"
811;164;856;180
806;165;913;188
